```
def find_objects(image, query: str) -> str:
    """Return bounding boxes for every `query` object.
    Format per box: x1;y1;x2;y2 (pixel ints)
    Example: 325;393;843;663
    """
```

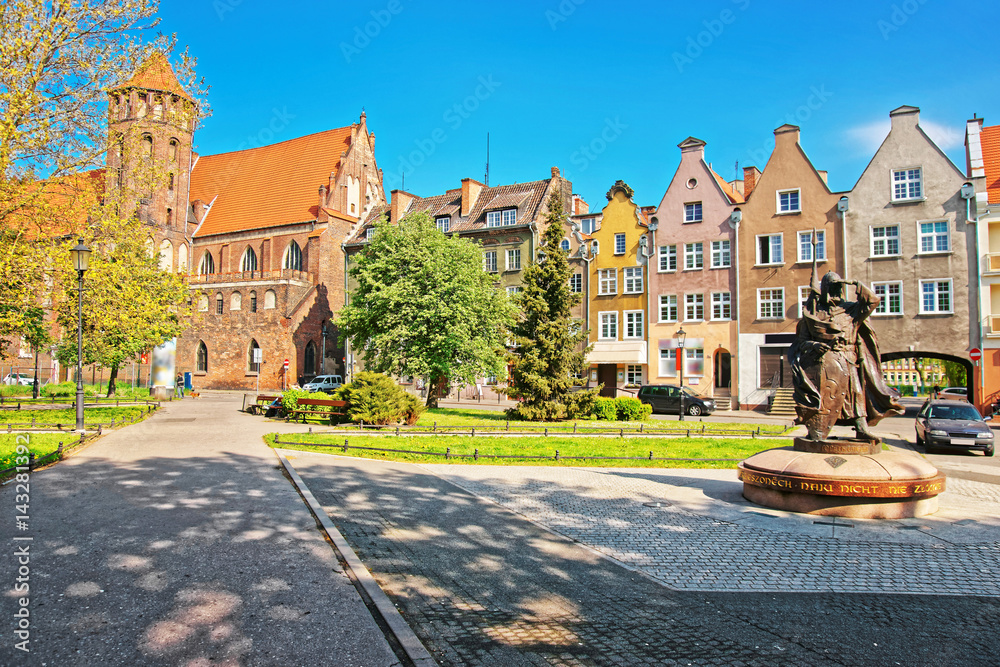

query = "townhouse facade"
736;124;844;408
585;181;650;396
846;105;975;399
649;138;742;409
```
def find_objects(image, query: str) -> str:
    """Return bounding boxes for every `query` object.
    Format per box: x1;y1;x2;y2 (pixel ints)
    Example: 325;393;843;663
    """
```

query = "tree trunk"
107;363;119;398
425;376;443;409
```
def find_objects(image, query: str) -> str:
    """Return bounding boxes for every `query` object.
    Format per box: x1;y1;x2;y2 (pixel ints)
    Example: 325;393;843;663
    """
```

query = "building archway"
880;350;973;403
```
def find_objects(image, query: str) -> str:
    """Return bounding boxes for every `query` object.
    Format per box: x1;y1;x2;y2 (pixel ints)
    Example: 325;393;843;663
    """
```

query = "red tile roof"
120;53;190;99
982;125;1000;205
710;168;745;204
190;127;352;237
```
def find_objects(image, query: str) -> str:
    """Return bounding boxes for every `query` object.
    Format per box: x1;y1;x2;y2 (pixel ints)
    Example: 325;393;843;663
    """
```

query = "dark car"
637;385;716;416
915;399;994;456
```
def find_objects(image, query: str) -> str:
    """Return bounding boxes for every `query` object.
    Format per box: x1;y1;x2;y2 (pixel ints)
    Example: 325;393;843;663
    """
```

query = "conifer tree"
506;193;597;420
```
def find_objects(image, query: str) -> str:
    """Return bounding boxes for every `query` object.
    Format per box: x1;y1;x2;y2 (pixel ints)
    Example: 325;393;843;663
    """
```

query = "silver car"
915;399;994;456
302;374;344;394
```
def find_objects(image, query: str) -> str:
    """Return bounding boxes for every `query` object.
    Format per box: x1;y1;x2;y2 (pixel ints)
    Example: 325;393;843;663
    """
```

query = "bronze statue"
788;233;903;441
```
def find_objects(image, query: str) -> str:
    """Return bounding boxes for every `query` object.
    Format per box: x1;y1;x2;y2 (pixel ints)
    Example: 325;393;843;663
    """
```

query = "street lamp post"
69;239;91;433
321;321;327;375
677;327;687;421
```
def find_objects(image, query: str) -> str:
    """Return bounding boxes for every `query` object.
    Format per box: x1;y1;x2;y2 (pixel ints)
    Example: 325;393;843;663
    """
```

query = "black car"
915;399;995;456
637;385;716;416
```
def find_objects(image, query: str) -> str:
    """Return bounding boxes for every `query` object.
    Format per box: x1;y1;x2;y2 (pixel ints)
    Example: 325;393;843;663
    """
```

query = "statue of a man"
788;237;903;441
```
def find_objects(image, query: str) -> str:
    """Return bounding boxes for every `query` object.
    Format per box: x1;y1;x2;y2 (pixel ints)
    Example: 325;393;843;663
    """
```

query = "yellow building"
585;181;650;396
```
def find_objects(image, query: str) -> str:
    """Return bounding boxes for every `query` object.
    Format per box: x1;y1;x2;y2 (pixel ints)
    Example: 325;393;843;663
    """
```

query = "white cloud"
845;117;964;155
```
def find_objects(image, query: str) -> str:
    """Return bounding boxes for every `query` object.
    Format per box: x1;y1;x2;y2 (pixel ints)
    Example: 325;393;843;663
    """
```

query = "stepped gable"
190;127;352;237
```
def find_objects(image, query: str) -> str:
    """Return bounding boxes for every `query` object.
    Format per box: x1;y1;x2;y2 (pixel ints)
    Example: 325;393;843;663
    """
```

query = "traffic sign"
283;358;289;368
970;348;982;362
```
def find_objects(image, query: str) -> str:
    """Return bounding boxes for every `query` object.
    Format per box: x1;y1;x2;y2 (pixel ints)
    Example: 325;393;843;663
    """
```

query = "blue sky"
157;0;1000;209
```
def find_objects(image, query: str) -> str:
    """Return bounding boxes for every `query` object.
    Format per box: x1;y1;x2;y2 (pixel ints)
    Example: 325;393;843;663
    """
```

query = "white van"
302;375;344;394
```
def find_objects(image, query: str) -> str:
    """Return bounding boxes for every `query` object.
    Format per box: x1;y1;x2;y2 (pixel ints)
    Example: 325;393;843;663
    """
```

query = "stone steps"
768;387;797;417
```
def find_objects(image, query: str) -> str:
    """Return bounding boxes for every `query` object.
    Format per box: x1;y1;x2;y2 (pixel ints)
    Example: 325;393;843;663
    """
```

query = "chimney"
728;179;745;196
551;166;561;180
817;170;828;185
318;184;328;209
461;178;484;217
389;189;415;224
571;194;589;215
967;117;986;178
743;166;761;197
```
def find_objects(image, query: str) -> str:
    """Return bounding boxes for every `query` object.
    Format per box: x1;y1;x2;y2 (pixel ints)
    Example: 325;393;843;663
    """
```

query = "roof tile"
982;125;1000;205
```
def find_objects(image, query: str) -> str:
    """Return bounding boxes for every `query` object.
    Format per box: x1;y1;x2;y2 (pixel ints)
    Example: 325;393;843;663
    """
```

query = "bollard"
396;426;400;436
474;448;479;461
344;438;349;452
573;422;577;434
686;429;690;437
506;420;509;432
28;452;35;470
555;450;559;460
649;450;653;460
433;421;437;432
31;415;35;427
620;428;624;438
309;426;312;435
446;447;450;460
640;423;643;433
58;443;64;457
545;428;548;437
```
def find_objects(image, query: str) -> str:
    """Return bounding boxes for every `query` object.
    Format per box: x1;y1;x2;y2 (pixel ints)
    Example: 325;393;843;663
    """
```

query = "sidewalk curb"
276;449;437;667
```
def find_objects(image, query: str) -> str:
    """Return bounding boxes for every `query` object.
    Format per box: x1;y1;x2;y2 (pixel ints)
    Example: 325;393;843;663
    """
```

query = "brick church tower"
105;53;197;272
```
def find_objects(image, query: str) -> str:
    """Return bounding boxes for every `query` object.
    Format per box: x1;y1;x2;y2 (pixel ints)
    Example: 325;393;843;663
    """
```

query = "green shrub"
565;388;599;419
42;381;82;397
615;396;650;421
280;389;336;416
592;397;618;421
401;392;426;425
335;372;419;425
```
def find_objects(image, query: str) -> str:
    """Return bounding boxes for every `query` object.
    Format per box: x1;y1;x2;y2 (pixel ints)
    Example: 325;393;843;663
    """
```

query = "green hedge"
335;372;425;425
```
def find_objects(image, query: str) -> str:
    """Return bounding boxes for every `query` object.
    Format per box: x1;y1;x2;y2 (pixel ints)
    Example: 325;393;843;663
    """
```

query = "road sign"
253;348;262;363
970;348;982;362
283;358;289;368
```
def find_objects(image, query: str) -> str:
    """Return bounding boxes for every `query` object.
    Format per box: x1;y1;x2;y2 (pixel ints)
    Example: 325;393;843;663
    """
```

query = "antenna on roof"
735;160;739;182
485;132;490;187
401;172;404;192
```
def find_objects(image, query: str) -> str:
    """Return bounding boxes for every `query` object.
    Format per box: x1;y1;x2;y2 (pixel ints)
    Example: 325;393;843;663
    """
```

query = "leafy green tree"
506;193;596;420
337;212;516;408
55;214;195;397
941;359;967;387
0;0;207;350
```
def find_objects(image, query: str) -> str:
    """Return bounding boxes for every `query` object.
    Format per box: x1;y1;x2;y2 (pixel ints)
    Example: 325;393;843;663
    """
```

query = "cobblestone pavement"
424;464;1000;596
287;451;1000;666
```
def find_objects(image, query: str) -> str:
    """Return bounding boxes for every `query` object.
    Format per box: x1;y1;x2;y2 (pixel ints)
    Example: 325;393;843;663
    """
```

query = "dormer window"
366;228;375;241
892;168;922;201
436;216;450;233
486;208;517;227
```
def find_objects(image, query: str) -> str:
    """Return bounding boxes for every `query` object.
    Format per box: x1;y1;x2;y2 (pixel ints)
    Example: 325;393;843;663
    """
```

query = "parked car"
938;386;968;400
302;374;344;394
3;373;33;386
915;399;994;456
637;384;716;416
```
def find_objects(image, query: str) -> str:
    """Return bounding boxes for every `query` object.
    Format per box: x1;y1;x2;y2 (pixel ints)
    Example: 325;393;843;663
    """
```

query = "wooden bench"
247;394;279;415
287;398;347;424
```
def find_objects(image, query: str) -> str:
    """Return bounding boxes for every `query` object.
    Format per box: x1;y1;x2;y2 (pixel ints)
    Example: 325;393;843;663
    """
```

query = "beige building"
736;124;844;408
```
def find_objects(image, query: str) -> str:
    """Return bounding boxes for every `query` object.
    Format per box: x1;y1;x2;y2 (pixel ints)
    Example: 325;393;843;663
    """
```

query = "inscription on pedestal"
738;464;946;499
793;437;881;456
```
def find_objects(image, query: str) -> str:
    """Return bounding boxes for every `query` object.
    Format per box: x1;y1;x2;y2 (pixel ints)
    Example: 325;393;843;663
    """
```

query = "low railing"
190;269;313;284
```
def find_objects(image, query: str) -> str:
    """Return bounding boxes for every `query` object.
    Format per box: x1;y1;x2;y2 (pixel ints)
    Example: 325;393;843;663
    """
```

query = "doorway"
714;350;732;390
597;364;617;397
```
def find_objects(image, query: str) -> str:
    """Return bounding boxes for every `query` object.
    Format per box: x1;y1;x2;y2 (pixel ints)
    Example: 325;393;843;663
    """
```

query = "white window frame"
919;279;953;314
436;216;450;233
659;348;677;378
626;364;643;385
486;208;517;227
365;228;375;241
684;293;704;322
756;233;783;266
569;273;582;293
757;287;785;320
598;268;618;295
684;348;705;378
506;248;521;271
483;250;498;273
892;167;923;202
658;244;677;272
560;238;571;252
659;294;677;323
710;240;731;268
872;281;903;316
623;267;643;294
917;219;950;254
599;311;618;340
870;225;900;257
776;188;801;214
797;230;826;262
711;291;731;321
684;202;703;223
506;286;523;296
614;233;627;255
624;310;644;339
684;242;703;270
580;218;596;234
797;285;811;319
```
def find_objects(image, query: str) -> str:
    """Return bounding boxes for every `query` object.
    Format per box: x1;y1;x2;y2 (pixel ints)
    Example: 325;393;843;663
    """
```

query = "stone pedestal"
738;438;944;519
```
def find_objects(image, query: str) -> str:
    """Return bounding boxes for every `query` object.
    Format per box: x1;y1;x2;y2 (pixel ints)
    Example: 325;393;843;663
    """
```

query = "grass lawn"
326;407;790;435
0;433;80;471
268;432;789;469
0;406;150;427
